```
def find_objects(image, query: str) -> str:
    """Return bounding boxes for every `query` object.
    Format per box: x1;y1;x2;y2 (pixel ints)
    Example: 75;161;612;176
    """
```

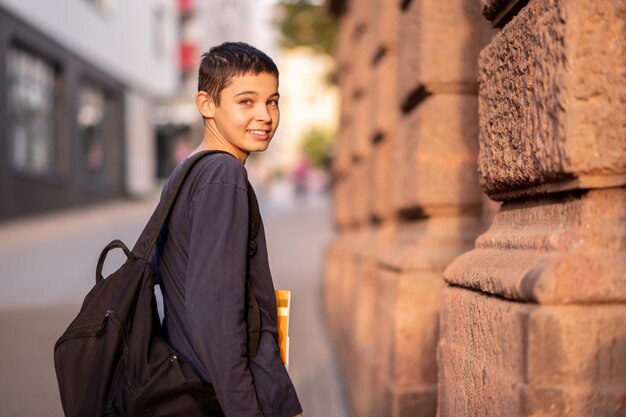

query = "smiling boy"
151;42;303;417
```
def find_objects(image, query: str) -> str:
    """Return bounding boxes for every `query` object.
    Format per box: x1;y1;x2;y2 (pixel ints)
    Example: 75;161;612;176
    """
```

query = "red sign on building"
178;0;194;15
180;42;198;73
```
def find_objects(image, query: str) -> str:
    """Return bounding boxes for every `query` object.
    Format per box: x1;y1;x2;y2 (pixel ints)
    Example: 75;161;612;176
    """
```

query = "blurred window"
77;82;106;174
6;45;58;175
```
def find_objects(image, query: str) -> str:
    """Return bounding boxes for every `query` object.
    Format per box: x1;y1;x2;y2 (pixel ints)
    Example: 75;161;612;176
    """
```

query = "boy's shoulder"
191;151;248;189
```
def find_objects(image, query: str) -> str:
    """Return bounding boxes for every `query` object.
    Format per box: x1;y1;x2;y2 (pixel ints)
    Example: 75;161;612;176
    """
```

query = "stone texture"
324;229;370;353
349;0;374;31
352;160;372;226
398;0;492;104
330;174;351;228
480;0;528;25
351;93;373;160
333;14;356;177
444;187;626;304
331;118;354;176
335;12;355;74
370;139;395;221
478;0;626;199
365;218;483;417
370;51;400;141
438;286;626;417
370;0;401;53
352;14;373;100
393;95;482;214
345;225;397;417
481;0;514;20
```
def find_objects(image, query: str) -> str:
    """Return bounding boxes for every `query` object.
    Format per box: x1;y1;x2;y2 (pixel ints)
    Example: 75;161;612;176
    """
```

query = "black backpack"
54;151;261;417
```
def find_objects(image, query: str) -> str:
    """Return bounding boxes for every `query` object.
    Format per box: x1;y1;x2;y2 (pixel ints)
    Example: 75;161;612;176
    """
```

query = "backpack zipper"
105;310;130;355
54;315;109;349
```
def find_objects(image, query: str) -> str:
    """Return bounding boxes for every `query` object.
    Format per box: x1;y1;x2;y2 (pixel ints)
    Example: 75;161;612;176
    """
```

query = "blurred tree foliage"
301;128;332;168
274;0;337;56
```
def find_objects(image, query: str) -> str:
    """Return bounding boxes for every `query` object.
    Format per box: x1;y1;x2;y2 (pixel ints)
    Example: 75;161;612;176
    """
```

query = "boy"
152;42;303;417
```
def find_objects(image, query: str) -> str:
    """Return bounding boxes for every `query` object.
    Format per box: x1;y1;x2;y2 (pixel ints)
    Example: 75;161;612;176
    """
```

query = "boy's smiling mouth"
248;129;271;138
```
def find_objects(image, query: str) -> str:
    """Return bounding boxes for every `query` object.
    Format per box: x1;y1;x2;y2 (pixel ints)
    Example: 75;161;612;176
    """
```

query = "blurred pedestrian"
292;157;311;198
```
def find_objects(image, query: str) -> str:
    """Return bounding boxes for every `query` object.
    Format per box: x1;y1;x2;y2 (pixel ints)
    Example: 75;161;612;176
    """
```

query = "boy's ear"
195;91;216;118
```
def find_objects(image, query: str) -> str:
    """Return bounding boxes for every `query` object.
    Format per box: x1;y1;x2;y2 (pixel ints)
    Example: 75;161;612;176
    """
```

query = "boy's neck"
192;126;248;165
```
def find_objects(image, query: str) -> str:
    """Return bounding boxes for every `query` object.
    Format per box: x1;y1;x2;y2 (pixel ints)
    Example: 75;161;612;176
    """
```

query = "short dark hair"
198;42;279;105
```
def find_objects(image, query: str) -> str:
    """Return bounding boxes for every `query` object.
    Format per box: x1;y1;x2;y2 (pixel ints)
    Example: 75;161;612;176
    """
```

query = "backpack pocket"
132;353;184;398
130;352;190;415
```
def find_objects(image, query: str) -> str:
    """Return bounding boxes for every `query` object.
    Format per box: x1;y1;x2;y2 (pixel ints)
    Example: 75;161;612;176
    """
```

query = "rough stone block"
376;379;439;417
370;139;395;221
391;385;438;417
372;267;442;389
350;354;378;417
478;0;626;199
352;160;371;226
438;286;626;417
394;293;440;387
393;95;482;214
348;0;374;30
438;287;534;417
444;187;626;304
398;0;493;103
366;219;484;417
370;52;400;141
370;0;401;52
336;12;355;64
324;233;354;340
332;115;356;177
351;94;373;160
352;19;374;100
325;229;372;379
330;174;351;228
346;226;398;417
480;0;528;26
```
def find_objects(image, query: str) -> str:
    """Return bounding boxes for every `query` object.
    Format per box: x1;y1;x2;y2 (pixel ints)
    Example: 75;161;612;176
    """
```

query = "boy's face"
210;72;279;161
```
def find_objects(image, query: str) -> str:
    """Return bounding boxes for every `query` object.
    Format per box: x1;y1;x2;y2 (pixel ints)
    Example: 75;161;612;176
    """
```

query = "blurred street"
0;191;349;417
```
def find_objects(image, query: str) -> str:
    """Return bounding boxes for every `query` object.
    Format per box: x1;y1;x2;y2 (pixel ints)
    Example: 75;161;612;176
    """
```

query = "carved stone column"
438;0;626;415
372;1;493;416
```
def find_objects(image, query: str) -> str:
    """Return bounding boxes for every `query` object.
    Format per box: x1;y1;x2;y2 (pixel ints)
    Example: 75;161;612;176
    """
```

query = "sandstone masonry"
325;0;626;416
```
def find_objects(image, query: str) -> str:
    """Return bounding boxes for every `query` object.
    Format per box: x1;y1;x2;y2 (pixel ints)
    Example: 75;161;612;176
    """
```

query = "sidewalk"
0;192;350;417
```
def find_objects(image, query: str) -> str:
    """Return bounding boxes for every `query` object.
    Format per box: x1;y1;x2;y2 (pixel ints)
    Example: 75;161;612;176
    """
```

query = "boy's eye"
268;99;279;107
240;99;253;106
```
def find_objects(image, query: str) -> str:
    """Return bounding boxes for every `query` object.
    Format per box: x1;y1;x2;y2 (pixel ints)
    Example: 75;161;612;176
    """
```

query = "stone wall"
326;0;492;416
325;0;626;416
438;0;626;415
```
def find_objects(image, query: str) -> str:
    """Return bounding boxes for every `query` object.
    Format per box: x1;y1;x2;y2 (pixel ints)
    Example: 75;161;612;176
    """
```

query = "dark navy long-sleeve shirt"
152;152;302;417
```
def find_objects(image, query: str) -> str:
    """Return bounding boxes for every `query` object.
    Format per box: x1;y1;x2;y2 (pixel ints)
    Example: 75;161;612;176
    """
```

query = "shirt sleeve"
184;181;263;417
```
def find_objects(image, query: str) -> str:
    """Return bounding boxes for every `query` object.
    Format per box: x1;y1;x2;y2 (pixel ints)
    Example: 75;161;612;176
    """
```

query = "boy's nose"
255;105;272;122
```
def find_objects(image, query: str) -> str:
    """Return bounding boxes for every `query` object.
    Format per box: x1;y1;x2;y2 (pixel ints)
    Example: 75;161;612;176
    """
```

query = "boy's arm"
184;181;262;417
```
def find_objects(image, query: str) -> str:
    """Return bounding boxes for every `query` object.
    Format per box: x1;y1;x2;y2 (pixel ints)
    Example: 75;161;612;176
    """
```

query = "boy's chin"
249;142;271;153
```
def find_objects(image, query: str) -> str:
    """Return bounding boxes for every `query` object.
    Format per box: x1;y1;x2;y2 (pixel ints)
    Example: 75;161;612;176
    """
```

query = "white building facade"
0;0;179;219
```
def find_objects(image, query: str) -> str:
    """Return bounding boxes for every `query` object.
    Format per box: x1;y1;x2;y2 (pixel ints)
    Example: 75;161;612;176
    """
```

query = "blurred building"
271;47;338;173
0;0;337;220
0;0;178;219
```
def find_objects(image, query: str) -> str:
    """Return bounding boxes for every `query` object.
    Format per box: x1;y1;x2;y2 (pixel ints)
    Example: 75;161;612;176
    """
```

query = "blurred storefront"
0;0;178;219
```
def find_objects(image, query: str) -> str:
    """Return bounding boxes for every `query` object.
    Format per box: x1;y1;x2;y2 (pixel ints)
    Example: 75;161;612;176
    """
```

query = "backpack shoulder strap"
246;181;262;358
132;150;228;260
247;182;261;256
